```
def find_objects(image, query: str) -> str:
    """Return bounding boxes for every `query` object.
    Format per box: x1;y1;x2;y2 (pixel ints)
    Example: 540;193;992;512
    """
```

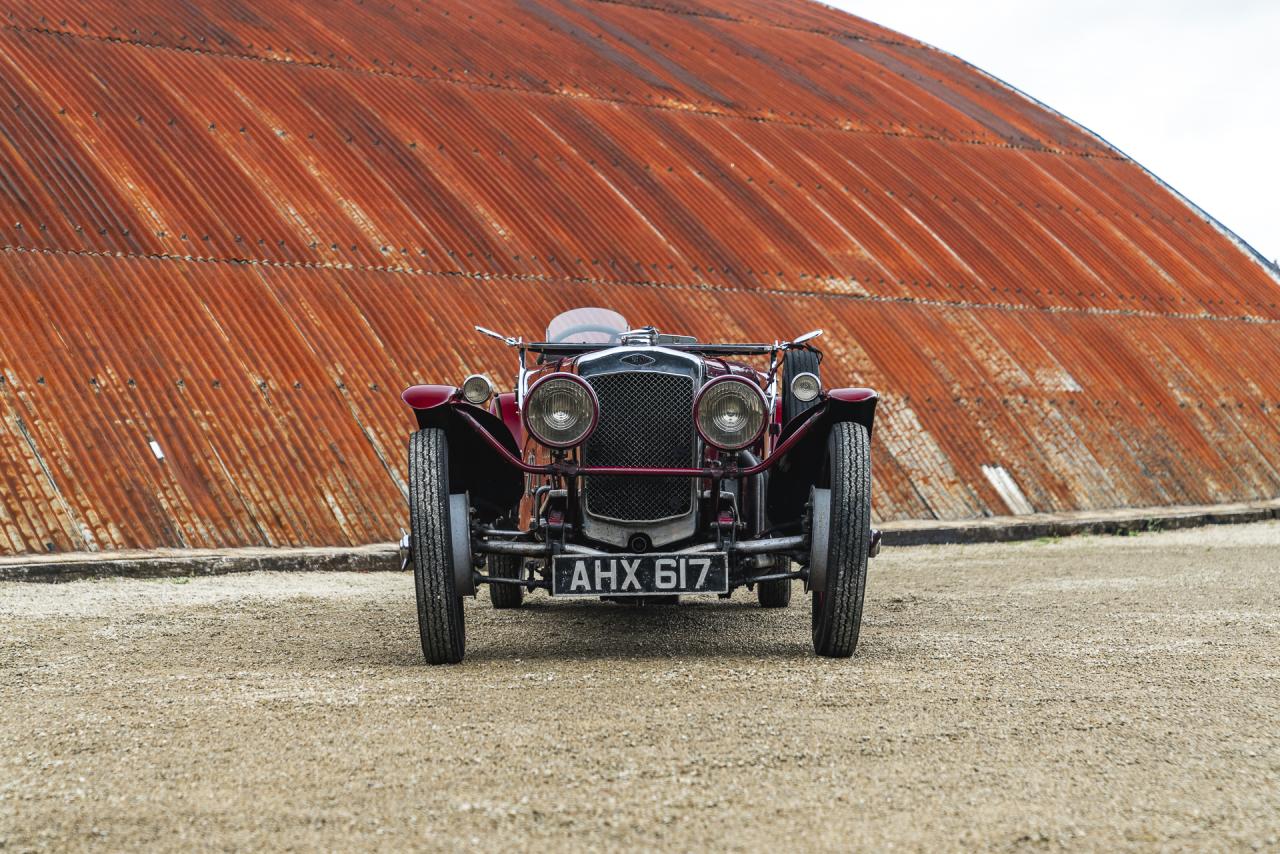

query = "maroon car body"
400;308;879;663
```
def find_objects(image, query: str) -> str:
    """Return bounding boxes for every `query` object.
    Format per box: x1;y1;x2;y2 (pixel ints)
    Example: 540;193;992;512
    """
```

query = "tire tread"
757;577;792;608
409;429;465;664
488;551;525;609
813;421;871;657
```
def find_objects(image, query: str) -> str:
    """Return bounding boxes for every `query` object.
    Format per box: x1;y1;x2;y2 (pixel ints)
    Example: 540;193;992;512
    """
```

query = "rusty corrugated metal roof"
0;0;1277;554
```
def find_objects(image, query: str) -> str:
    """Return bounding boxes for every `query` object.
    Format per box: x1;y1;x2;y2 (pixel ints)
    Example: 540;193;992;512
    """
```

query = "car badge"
621;353;656;366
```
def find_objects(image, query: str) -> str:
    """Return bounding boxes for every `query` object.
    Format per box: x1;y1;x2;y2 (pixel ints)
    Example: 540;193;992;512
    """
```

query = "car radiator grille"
583;371;696;522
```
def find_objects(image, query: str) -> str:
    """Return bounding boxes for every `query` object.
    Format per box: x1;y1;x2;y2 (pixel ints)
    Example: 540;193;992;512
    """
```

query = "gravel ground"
2;522;1278;851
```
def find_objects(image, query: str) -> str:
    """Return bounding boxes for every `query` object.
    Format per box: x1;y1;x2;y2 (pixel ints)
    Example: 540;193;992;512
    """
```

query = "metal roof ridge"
5;243;1271;326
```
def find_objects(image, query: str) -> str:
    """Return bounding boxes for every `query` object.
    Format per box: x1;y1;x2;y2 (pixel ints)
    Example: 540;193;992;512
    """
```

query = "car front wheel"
811;421;872;658
409;428;466;664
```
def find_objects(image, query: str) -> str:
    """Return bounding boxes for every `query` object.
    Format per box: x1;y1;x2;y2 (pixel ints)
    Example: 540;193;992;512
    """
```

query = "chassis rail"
472;534;807;558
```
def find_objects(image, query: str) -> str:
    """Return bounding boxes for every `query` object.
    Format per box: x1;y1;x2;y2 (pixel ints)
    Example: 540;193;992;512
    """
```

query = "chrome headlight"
789;371;821;403
695;376;766;451
524;374;597;448
461;374;493;405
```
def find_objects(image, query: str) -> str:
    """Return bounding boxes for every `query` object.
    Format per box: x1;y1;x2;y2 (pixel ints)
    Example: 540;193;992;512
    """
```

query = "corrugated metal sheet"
0;0;1277;554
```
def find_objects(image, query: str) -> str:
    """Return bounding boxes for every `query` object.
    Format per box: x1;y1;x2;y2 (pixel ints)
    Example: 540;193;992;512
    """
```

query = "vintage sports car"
400;308;880;663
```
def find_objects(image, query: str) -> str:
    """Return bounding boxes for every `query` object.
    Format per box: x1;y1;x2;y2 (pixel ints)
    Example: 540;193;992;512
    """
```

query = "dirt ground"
1;523;1278;852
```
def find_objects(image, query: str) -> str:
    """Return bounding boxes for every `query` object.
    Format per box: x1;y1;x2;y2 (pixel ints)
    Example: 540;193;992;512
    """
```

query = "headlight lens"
790;371;821;403
461;374;493;405
525;374;597;448
695;376;766;450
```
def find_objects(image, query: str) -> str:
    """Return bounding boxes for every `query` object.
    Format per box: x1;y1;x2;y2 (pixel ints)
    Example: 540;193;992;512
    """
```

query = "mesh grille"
583;371;695;522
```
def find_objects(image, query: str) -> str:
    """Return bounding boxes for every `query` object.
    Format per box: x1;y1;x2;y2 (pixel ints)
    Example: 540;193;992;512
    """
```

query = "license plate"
551;553;729;597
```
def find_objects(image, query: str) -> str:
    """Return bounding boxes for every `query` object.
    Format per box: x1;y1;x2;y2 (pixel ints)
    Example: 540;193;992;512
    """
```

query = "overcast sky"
823;0;1279;267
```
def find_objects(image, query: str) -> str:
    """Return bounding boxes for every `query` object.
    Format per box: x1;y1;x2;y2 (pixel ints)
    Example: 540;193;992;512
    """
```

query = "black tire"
812;422;871;658
782;348;822;425
409;429;466;664
757;574;792;608
487;548;525;610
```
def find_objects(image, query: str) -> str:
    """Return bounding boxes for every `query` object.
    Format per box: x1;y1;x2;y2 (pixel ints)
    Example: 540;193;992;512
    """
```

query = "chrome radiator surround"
577;347;702;547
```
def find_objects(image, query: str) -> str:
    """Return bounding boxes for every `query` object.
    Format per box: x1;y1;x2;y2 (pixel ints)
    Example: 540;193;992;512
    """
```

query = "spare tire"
782;348;822;425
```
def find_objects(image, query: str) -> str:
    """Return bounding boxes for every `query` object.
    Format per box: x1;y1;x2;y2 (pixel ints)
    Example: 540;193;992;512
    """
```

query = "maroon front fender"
765;388;879;524
402;384;458;410
827;387;878;405
400;384;523;520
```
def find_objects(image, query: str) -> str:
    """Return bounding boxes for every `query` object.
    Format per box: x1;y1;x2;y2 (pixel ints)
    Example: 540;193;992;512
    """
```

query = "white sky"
822;0;1280;267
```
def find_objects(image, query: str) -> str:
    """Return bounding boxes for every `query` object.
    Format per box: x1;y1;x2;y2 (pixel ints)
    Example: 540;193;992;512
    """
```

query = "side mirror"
791;329;823;346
